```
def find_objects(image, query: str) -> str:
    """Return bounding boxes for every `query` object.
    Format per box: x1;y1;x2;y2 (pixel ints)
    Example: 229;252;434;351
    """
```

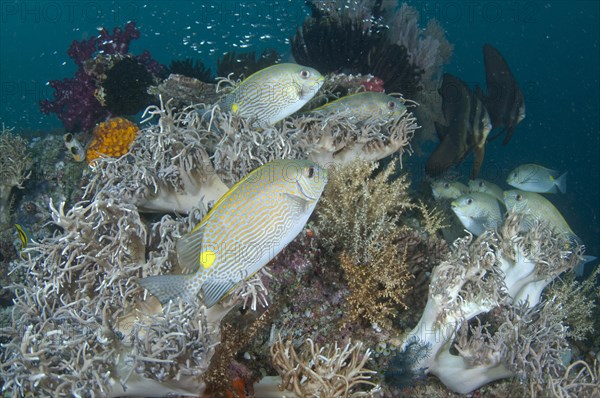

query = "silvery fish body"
506;163;567;193
309;92;407;122
220;63;324;128
431;179;469;201
139;159;328;307
451;192;503;236
503;189;577;241
468;178;505;202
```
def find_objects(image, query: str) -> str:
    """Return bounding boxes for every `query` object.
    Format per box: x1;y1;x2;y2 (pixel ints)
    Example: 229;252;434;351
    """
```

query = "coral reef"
395;213;592;395
85;89;417;213
0;194;251;396
86;117;140;165
290;1;452;145
292;1;452;89
315;160;447;330
257;335;378;397
544;271;597;341
149;74;221;110
40;22;163;132
291;10;423;96
0;125;31;226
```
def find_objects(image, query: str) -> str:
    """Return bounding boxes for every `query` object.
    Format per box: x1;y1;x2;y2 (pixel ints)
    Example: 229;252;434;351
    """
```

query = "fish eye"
307;166;315;178
299;70;310;79
70;147;79;155
515;194;522;201
443;182;450;189
387;100;396;110
478;181;484;187
64;133;73;142
466;198;473;205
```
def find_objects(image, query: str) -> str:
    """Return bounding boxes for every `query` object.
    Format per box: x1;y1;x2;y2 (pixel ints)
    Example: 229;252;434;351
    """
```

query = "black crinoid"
291;2;424;97
165;59;214;83
103;57;155;116
216;49;281;80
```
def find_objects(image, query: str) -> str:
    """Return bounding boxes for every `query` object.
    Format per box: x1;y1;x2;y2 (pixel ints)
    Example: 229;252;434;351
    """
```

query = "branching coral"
0;125;31;226
0;193;246;396
203;309;272;396
291;109;418;167
340;251;412;330
547;359;600;397
396;213;586;394
315;160;445;330
264;335;378;397
85;88;417;213
544;271;598;341
84;99;230;213
316;159;413;263
430;300;569;395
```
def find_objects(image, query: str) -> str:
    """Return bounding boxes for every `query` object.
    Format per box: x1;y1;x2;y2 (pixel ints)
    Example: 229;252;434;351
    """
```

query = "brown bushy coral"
340;250;412;330
315;160;446;330
317;159;413;263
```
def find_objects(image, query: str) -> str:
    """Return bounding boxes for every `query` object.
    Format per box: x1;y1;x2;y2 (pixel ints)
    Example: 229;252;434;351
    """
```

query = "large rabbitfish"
220;63;324;128
139;159;328;308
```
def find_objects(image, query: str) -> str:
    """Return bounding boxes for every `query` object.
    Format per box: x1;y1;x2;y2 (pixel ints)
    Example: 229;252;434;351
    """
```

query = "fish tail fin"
574;255;597;278
471;145;486;179
555;172;567;193
138;275;200;306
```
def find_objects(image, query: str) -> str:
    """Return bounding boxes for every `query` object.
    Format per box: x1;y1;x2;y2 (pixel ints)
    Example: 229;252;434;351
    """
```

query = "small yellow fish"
309;92;407;122
468;178;504;202
431;179;469;201
503;189;577;241
506;163;567;193
139;159;328;307
15;223;29;250
220;63;324;129
451;192;503;236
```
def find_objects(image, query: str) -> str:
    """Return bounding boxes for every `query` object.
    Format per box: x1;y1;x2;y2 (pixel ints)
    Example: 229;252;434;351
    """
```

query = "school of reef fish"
0;1;599;398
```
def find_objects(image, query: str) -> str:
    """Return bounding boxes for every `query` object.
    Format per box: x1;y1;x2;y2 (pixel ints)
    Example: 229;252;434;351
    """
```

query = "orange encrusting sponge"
86;117;139;165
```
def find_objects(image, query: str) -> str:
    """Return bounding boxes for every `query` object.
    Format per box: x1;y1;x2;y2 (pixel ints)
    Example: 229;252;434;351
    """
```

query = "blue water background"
0;1;599;258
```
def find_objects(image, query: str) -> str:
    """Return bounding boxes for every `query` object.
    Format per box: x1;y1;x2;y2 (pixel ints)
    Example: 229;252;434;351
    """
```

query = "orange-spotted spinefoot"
139;159;328;307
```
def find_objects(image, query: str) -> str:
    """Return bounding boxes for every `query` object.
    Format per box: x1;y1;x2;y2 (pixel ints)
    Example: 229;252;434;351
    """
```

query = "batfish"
477;44;526;145
426;74;492;179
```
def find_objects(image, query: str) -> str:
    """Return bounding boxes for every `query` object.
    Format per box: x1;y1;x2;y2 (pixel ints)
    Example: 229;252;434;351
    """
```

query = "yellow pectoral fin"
231;103;239;114
200;250;217;269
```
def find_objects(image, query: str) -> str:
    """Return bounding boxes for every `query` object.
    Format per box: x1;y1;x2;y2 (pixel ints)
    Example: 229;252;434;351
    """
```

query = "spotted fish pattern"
220;63;324;129
139;159;328;307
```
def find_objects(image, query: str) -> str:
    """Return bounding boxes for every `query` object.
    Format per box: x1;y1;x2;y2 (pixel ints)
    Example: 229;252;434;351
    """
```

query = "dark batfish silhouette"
426;74;492;179
477;44;526;145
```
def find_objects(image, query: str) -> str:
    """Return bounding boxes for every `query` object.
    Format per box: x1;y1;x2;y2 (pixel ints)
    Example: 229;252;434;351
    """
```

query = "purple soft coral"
40;71;109;132
40;22;162;132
